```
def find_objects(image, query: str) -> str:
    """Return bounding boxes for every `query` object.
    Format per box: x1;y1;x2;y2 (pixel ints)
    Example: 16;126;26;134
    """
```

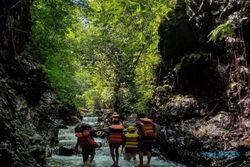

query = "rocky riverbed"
152;94;250;167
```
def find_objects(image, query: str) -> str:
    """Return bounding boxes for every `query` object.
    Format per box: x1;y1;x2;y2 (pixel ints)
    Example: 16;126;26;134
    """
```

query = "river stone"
58;146;75;156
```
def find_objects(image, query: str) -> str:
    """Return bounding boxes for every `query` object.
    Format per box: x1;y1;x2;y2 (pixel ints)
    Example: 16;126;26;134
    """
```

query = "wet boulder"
58;146;75;156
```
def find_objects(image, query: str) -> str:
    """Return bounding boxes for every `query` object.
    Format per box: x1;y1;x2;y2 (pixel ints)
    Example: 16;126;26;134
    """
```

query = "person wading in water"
123;125;139;162
136;113;158;167
104;117;124;167
74;123;101;164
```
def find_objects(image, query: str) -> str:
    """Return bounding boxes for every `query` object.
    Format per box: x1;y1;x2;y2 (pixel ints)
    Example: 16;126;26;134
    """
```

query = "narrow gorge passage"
2;1;250;167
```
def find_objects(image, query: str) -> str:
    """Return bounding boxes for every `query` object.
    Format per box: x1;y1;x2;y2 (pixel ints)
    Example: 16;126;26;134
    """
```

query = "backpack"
136;118;157;138
108;125;124;144
75;130;98;148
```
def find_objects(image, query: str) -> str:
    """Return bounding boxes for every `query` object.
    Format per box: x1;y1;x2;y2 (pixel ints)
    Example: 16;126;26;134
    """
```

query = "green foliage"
208;21;235;42
31;0;86;106
175;53;202;72
31;0;173;112
82;0;172;112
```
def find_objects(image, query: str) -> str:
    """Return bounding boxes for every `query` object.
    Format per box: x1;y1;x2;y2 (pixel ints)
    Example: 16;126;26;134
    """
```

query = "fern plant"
175;53;202;72
208;21;235;42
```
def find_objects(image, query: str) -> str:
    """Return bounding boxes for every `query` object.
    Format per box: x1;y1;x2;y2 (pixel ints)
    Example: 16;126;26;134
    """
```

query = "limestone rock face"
155;2;250;165
239;137;250;148
0;1;60;166
151;94;250;166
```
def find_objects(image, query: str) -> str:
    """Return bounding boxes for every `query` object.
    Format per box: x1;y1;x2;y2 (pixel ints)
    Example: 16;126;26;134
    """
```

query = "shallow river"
47;117;185;167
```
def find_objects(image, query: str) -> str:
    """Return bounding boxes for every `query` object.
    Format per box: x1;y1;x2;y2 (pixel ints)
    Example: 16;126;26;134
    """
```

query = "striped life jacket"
136;118;157;138
108;125;124;144
75;130;97;148
124;133;139;153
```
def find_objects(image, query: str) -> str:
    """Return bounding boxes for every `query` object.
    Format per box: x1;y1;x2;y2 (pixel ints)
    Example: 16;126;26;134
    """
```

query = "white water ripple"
48;117;186;167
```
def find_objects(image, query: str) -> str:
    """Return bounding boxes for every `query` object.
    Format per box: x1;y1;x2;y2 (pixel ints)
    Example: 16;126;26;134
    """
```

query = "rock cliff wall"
154;0;250;166
0;1;61;166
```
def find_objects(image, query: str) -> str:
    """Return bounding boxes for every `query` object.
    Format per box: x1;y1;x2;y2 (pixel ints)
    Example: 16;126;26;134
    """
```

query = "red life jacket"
136;118;157;138
108;125;124;144
75;130;97;148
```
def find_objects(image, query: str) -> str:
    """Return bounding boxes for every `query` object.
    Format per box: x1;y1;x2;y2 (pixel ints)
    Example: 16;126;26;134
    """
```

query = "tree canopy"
31;0;173;112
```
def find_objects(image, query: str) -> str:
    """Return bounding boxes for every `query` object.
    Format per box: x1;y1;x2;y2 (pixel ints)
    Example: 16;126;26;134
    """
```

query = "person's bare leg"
115;147;119;165
110;148;116;166
82;152;88;164
133;153;136;160
146;151;152;166
90;154;95;162
111;150;116;164
128;155;131;162
137;152;143;167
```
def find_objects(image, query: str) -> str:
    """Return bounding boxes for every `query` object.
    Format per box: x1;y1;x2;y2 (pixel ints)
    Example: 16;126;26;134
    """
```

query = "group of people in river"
74;111;158;167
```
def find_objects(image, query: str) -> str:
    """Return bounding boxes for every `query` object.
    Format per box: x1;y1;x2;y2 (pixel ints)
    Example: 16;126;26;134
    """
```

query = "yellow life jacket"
124;133;139;149
109;125;124;144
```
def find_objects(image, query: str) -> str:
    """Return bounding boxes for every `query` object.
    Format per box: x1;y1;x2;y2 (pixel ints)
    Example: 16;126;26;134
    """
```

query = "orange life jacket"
108;125;124;144
136;118;157;138
75;130;97;148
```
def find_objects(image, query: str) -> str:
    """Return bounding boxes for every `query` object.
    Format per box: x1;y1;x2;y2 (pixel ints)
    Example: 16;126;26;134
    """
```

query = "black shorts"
139;141;153;152
109;143;121;151
81;147;95;161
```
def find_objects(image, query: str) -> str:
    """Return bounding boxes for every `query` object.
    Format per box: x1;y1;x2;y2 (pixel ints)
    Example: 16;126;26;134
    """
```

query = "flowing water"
48;117;185;167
